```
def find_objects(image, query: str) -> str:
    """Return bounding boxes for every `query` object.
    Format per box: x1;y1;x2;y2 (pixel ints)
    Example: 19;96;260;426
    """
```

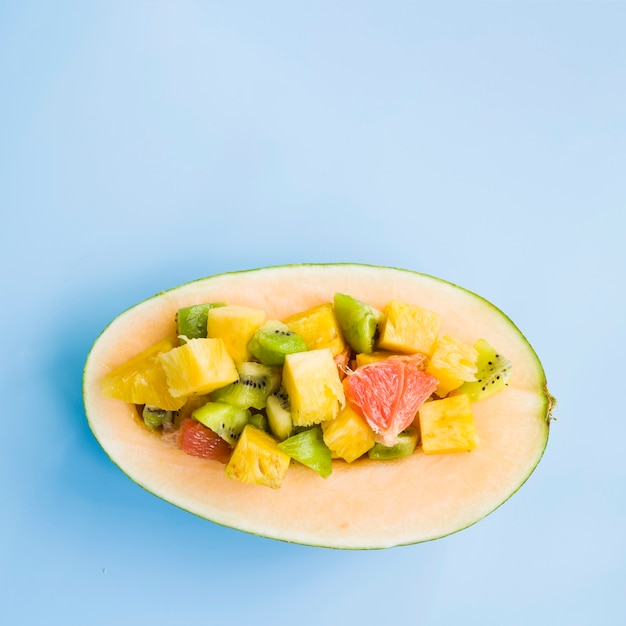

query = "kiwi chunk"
333;293;383;354
368;427;419;460
277;426;333;478
142;405;174;430
247;321;308;366
457;339;512;402
176;302;226;343
191;401;251;446
211;362;281;410
249;412;270;433
266;387;294;441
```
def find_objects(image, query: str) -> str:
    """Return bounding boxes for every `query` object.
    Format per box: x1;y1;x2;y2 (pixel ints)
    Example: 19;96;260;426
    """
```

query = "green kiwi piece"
249;412;270;433
457;339;512;402
191;401;251;446
333;293;383;354
142;405;174;430
368;427;419;460
266;387;294;441
211;362;281;410
277;426;333;478
247;320;308;366
176;302;226;343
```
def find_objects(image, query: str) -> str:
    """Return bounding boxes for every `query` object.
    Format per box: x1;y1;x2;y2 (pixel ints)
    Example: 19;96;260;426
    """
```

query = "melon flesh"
83;264;552;549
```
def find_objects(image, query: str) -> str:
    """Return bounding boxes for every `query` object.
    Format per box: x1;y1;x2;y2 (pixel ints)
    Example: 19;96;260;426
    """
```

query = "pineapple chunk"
323;405;376;462
157;337;239;397
283;348;345;427
354;350;397;368
225;425;291;489
426;334;479;397
284;303;346;357
355;350;428;370
378;300;441;356
207;305;267;363
418;394;478;454
101;337;186;411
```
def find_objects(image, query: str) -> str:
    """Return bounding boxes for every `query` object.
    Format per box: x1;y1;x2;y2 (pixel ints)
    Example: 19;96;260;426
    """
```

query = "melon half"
83;264;553;549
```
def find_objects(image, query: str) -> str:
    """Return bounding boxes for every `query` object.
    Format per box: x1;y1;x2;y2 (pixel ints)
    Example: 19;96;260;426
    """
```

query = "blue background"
2;2;624;624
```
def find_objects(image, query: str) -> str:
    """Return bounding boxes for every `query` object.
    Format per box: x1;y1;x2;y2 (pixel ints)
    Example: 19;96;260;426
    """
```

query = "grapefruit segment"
179;417;232;463
344;354;438;446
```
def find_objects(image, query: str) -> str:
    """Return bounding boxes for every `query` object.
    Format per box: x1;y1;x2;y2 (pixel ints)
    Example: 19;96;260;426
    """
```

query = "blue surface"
2;2;625;624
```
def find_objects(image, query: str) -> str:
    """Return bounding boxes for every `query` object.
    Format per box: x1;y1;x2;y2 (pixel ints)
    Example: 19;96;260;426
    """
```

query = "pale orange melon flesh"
83;264;553;549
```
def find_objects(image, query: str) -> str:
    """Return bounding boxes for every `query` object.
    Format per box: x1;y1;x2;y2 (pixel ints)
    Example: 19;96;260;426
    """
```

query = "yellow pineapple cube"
283;348;345;427
284;303;346;357
354;350;396;368
322;404;375;462
157;337;239;397
207;305;267;363
355;351;428;370
418;394;478;454
378;300;441;356
101;337;186;411
225;425;291;489
426;334;479;397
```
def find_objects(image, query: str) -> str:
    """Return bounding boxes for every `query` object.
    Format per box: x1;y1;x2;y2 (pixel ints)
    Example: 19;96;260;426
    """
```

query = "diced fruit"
211;361;281;410
456;339;512;402
249;413;270;432
418;394;478;454
142;405;174;430
247;320;308;365
333;293;383;354
176;393;212;423
426;334;479;397
158;338;239;397
278;426;333;478
355;350;398;368
176;302;226;342
102;337;186;411
322;404;376;462
368;426;419;460
284;303;346;357
191;401;251;446
207;305;267;363
225;425;291;489
378;300;441;356
266;388;294;441
282;349;346;427
179;417;231;462
344;354;438;446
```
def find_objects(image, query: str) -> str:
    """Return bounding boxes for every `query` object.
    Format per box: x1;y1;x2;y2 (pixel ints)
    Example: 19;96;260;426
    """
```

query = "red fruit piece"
179;417;232;463
344;355;438;446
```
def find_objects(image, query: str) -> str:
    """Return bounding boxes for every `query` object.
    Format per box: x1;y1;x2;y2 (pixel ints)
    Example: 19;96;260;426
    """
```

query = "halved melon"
83;264;553;549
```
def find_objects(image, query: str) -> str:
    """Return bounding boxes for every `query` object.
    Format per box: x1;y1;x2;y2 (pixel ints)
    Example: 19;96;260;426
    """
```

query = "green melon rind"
83;263;553;549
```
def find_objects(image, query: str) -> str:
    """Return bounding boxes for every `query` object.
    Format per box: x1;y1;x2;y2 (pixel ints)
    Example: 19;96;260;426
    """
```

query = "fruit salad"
101;293;512;489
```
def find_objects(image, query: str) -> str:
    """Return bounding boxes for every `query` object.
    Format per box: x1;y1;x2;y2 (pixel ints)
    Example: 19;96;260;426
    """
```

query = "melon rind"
83;264;552;549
